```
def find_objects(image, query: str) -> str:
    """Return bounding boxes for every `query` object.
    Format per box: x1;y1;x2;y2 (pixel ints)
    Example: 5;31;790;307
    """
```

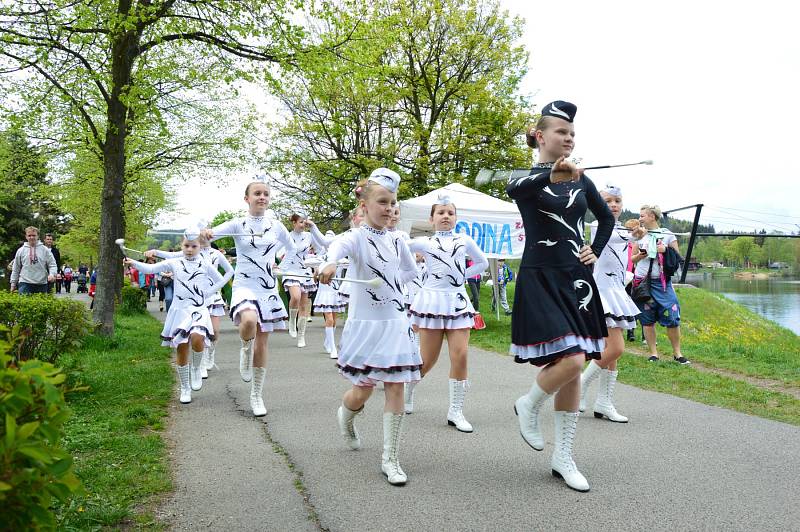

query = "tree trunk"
92;12;139;336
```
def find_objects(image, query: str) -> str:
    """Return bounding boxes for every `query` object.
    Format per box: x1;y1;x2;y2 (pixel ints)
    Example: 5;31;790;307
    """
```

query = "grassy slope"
56;313;173;529
469;282;800;426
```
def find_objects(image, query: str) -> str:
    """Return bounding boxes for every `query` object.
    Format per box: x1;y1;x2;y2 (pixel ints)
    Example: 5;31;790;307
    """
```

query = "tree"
728;236;758;267
265;0;532;225
0;0;317;334
0;127;66;262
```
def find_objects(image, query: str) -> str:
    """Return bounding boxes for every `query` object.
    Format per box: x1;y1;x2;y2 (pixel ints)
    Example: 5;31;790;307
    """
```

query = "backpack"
662;247;684;278
64;271;73;281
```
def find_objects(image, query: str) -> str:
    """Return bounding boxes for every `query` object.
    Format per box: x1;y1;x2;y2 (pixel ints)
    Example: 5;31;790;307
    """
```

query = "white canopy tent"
399;183;524;320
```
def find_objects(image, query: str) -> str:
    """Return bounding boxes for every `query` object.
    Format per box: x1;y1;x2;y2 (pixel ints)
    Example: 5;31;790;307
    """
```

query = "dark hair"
244;181;269;196
526;116;557;149
290;213;304;223
430;203;457;217
45;233;54;238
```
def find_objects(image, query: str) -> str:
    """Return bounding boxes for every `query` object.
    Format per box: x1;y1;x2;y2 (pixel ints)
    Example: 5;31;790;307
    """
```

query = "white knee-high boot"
514;381;552;451
176;364;191;404
579;361;602;412
239;338;253;382
404;381;417;414
594;369;629;423
297;317;307;348
381;412;407;486
337;404;362;450
204;340;217;370
328;328;338;359
190;348;204;391
250;367;267;417
288;308;298;338
551;411;590;492
447;379;473;433
200;348;209;379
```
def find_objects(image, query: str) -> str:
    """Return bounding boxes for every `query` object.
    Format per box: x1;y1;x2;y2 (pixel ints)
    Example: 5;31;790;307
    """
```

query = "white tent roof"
398;183;519;236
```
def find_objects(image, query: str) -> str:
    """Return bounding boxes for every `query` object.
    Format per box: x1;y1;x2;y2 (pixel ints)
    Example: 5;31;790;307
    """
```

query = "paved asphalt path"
141;301;799;531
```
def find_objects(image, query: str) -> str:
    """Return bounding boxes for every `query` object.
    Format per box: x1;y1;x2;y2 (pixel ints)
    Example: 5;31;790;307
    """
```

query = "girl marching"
506;100;614;492
281;213;316;348
405;196;488;432
124;232;232;404
579;185;643;423
202;178;297;417
317;168;422;486
306;221;347;358
146;224;234;378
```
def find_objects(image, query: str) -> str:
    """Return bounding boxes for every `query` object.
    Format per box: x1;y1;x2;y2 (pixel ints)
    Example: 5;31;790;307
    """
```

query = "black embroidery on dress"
367;264;391;288
241;254;266;273
454;293;468;312
367;237;388;263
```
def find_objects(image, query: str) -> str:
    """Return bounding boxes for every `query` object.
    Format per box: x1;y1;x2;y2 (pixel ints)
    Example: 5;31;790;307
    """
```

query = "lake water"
684;273;800;335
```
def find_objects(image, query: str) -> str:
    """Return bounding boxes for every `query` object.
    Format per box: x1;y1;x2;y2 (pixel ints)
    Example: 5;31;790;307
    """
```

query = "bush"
0;330;83;531
118;285;147;315
0;293;91;365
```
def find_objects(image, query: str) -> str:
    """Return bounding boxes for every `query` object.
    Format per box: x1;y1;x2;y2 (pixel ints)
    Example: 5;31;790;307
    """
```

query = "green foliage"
0;331;83;531
0;293;91;364
265;0;533;223
0;127;66;264
119;286;147;315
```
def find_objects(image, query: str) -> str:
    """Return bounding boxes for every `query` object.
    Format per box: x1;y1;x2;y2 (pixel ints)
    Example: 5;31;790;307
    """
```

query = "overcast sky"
165;0;800;234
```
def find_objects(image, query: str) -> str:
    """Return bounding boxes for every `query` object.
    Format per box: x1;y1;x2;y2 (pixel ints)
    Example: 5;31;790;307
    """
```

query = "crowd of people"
6;99;689;493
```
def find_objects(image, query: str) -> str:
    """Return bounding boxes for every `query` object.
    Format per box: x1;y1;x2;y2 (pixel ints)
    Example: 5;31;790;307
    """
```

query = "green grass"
55;313;173;530
618;353;800;426
469;282;800;425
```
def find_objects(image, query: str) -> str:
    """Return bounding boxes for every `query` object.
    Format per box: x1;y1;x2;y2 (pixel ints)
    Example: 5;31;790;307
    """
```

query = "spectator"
631;205;690;365
10;226;57;295
491;259;514;315
62;263;74;293
466;258;481;312
55;269;63;293
43;233;61;292
89;269;97;309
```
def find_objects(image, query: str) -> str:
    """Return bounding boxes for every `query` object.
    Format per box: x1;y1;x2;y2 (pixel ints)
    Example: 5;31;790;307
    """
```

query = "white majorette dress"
407;231;488;329
280;230;316;293
132;256;230;347
211;215;297;332
324;225;422;386
590;221;640;329
308;228;347;314
155;247;233;317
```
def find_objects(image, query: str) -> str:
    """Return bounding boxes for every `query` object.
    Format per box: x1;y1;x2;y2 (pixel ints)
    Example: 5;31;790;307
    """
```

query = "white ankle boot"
337;404;362;450
190;349;204;391
551;411;590;492
404;381;417;414
177;364;192;404
288;309;298;338
447;379;473;433
250;367;267;417
579;361;602;412
323;326;332;353
514;381;551;451
204;341;216;370
297;318;307;348
594;369;629;423
239;338;253;382
200;348;209;379
381;412;407;486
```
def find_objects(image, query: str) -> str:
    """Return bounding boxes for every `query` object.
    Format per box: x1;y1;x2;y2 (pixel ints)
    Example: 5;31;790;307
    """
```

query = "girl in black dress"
506;100;614;492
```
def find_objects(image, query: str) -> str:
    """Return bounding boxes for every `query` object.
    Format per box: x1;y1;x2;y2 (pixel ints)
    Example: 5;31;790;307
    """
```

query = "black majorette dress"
506;163;615;366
